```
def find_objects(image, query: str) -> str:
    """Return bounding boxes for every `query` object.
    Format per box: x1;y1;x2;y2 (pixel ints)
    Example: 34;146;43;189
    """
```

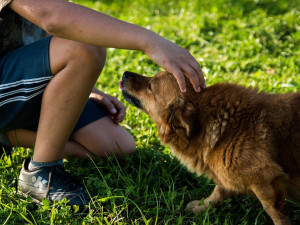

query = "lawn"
1;0;300;224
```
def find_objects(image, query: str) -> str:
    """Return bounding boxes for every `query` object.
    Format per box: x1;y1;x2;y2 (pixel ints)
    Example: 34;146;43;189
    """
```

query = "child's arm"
9;0;205;92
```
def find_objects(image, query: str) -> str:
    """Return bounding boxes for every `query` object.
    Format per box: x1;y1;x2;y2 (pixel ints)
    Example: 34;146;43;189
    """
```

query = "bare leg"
33;37;106;162
71;116;135;157
6;117;136;160
186;185;236;214
6;128;93;159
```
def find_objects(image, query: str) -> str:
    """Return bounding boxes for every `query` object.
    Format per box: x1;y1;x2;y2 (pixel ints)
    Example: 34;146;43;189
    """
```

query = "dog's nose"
122;71;131;80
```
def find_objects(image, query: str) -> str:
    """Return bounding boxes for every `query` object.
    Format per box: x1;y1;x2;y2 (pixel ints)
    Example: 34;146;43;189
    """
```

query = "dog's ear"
158;97;181;136
183;102;200;138
176;101;200;138
162;96;199;138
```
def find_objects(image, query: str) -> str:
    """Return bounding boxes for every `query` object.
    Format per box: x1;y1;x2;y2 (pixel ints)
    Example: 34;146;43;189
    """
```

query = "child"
0;0;206;207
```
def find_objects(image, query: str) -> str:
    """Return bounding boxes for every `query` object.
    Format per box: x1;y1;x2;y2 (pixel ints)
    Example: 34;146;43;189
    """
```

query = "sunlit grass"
1;0;299;224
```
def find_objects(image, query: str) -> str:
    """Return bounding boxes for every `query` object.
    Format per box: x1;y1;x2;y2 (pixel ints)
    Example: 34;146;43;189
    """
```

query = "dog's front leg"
186;184;236;214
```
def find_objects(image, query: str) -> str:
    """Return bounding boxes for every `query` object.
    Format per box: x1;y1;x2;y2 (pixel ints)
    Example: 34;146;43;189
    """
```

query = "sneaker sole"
17;190;44;205
17;190;89;213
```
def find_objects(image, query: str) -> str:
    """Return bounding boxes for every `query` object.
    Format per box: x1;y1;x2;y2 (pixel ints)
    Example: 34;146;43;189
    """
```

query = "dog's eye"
147;83;152;91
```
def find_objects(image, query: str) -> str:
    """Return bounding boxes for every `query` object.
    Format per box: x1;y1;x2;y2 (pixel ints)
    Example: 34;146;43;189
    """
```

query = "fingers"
181;51;206;92
162;47;206;92
91;94;117;115
190;61;206;89
90;93;126;124
110;98;126;123
171;68;187;93
144;35;206;93
171;61;206;93
105;99;118;115
102;97;126;124
182;65;201;92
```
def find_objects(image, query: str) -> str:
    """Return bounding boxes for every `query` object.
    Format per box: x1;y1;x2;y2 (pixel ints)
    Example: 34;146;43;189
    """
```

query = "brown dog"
121;70;300;225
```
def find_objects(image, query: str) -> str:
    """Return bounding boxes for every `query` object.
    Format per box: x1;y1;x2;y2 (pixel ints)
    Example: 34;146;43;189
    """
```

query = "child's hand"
89;90;126;124
144;34;206;93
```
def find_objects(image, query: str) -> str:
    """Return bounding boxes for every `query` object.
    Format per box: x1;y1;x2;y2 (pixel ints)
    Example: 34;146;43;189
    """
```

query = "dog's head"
120;71;200;139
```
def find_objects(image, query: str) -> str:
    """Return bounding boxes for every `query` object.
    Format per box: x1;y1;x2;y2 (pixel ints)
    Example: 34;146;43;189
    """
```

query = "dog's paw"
186;200;206;214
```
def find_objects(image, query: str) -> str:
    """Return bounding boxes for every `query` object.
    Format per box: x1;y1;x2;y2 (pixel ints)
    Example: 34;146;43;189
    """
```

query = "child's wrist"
138;29;160;52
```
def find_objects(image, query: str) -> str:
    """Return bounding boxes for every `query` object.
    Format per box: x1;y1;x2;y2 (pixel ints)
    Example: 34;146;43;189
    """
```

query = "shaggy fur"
121;71;300;225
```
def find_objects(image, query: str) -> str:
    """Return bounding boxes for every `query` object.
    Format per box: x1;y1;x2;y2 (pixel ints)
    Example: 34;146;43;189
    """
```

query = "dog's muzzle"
121;71;143;109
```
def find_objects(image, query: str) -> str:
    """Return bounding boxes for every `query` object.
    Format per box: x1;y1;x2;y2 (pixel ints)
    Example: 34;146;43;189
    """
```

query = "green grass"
1;0;300;224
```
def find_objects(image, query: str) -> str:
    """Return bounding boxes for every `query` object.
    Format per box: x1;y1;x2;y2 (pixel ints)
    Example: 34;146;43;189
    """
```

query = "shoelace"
45;167;52;200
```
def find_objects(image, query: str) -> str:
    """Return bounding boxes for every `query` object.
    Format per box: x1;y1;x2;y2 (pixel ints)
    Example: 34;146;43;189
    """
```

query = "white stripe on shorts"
0;76;52;107
0;83;48;98
0;76;52;89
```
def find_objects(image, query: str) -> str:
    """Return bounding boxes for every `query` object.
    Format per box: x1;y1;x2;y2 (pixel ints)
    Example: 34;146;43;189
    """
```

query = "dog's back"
268;93;300;200
199;84;300;200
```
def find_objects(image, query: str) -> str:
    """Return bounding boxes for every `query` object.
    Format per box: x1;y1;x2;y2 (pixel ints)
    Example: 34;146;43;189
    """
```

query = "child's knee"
49;37;106;75
111;128;136;155
71;43;106;72
84;46;106;71
120;132;136;154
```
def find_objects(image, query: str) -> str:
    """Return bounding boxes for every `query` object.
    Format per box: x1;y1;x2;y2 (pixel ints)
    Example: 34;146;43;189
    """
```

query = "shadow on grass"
63;148;300;224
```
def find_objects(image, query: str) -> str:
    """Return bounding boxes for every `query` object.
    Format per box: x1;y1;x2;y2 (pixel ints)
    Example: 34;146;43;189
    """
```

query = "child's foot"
18;158;90;208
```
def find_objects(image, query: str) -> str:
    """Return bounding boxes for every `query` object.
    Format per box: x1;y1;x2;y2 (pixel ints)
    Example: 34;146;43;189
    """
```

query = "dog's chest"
167;119;228;177
169;143;210;177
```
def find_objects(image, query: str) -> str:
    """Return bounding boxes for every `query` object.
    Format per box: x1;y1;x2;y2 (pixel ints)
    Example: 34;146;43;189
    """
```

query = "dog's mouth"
122;90;143;109
120;80;143;110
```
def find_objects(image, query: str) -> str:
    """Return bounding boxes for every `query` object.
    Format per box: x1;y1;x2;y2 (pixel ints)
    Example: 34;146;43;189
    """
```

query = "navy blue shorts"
0;36;108;147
